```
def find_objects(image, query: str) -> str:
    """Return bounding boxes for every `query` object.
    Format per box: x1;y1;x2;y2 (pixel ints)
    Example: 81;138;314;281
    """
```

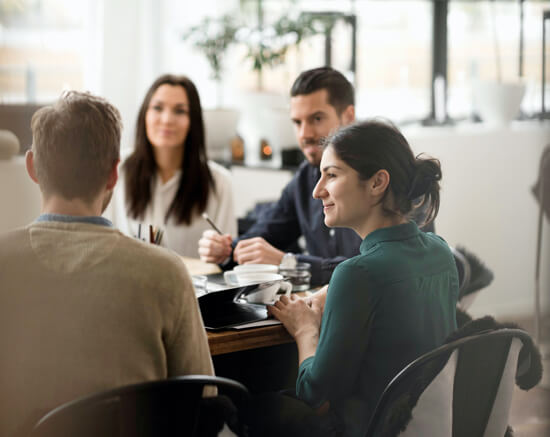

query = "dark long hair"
327;119;442;225
123;74;215;225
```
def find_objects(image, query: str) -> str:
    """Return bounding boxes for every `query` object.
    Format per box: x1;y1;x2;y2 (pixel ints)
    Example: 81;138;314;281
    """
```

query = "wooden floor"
505;314;550;437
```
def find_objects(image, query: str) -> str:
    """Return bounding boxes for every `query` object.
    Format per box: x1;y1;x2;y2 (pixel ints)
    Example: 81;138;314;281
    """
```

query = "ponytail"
407;155;442;226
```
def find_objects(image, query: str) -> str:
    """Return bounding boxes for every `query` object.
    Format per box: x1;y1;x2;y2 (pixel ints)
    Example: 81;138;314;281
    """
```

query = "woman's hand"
304;285;328;314
268;294;323;364
198;230;233;264
269;294;322;339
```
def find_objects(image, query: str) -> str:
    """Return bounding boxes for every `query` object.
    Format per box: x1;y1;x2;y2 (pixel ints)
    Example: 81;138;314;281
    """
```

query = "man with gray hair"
0;91;213;437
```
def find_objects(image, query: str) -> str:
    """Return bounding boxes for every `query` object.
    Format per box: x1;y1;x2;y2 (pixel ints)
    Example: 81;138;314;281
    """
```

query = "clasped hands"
268;293;323;339
198;230;284;266
270;290;326;366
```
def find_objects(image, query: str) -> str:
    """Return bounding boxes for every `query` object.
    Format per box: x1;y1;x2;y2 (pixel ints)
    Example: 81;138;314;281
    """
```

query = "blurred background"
1;0;550;323
1;0;548;151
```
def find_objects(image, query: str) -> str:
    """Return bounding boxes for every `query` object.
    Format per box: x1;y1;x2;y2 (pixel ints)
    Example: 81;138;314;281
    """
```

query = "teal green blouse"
296;221;458;437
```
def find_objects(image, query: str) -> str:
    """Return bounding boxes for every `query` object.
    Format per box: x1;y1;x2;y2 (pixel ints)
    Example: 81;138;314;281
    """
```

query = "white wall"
402;122;550;319
0;157;41;229
231;166;293;218
89;0;163;152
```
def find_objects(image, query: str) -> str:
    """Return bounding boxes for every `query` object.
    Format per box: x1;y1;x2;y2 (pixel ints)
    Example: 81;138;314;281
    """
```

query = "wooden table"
207;324;293;356
180;256;296;356
180;256;223;276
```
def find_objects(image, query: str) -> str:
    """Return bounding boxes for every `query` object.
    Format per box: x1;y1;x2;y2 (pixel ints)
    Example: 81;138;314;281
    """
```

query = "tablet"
198;285;269;331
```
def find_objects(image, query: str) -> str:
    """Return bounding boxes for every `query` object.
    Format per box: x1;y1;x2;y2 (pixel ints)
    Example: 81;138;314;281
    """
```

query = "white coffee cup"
224;266;278;285
233;264;279;274
241;279;292;305
224;271;291;304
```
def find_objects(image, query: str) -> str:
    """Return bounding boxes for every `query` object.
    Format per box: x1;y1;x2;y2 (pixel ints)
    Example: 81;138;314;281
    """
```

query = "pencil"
154;229;163;245
202;212;223;235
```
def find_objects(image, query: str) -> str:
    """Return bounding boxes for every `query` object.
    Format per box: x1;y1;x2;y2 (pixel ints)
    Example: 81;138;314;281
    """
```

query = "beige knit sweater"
0;221;214;437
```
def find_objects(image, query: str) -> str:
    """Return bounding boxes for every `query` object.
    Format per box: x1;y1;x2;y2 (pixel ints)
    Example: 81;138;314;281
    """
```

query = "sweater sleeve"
296;261;378;407
164;256;214;378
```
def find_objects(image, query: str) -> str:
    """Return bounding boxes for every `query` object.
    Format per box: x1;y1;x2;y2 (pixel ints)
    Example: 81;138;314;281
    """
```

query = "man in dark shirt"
199;67;360;286
199;67;435;285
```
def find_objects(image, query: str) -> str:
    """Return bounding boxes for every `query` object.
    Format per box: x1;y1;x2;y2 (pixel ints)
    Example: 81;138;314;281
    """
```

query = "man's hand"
233;237;284;266
198;230;233;264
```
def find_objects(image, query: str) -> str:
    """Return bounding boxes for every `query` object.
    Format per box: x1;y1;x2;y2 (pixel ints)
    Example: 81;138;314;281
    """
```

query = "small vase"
203;108;240;160
472;80;526;126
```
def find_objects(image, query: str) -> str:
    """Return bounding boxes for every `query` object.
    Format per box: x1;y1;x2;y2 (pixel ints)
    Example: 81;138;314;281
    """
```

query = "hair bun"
407;155;441;200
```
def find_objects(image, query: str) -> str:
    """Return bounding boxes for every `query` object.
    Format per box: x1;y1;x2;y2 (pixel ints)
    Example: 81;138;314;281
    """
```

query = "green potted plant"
183;14;240;106
232;11;324;163
237;13;320;91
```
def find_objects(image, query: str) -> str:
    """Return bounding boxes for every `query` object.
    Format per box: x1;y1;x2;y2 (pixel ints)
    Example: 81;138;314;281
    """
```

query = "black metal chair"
31;375;250;437
365;323;542;437
452;245;494;312
532;144;550;352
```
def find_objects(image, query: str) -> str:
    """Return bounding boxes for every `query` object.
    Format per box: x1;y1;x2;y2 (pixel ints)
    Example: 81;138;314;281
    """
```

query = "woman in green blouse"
255;120;458;437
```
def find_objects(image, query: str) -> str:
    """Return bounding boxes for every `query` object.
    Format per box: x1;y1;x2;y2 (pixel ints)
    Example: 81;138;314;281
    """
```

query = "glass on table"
279;262;311;292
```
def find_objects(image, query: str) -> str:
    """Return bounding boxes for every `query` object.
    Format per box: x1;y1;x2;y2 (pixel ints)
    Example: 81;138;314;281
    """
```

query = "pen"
155;229;164;245
202;212;223;235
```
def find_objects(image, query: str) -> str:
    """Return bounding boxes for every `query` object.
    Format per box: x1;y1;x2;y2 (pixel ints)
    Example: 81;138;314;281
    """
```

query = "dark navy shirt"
236;161;362;286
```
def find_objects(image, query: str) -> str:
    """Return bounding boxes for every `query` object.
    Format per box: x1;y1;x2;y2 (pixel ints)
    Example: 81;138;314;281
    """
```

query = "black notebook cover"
198;285;269;331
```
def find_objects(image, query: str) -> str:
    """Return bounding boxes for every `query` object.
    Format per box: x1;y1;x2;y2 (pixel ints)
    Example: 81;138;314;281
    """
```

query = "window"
0;0;90;103
447;0;549;119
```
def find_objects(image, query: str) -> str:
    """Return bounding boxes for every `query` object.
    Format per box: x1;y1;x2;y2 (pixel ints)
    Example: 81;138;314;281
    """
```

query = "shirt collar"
360;221;420;254
155;169;182;191
35;213;113;227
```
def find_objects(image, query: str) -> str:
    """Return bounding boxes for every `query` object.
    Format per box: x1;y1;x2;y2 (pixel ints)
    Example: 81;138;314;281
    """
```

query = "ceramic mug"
241;278;292;305
225;271;291;304
224;266;278;285
233;264;279;274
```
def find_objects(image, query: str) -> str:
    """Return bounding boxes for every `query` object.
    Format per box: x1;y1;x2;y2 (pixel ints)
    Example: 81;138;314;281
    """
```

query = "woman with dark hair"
251;120;458;437
110;74;236;257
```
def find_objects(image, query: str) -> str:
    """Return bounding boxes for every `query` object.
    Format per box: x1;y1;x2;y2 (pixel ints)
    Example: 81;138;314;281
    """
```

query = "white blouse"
107;161;237;258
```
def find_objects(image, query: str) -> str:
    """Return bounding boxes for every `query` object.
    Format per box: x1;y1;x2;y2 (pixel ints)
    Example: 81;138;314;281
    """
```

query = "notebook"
198;284;270;331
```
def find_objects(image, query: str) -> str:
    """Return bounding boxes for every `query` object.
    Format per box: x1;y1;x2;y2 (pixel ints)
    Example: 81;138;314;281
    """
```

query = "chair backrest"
454;245;494;311
532;144;550;221
0;103;44;154
364;328;536;437
450;246;471;297
533;144;550;346
31;375;249;437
